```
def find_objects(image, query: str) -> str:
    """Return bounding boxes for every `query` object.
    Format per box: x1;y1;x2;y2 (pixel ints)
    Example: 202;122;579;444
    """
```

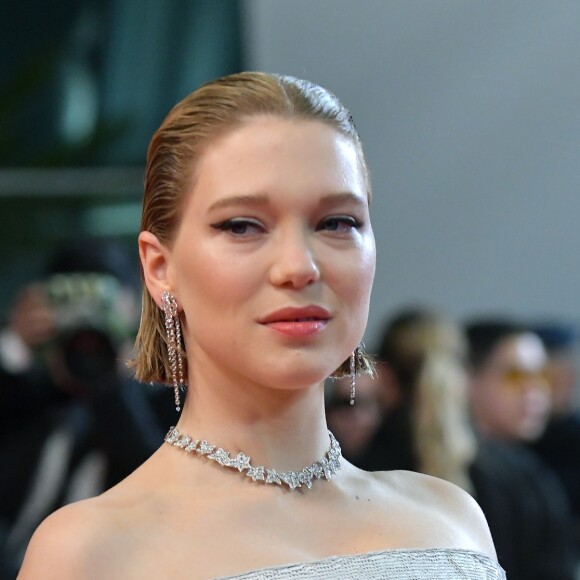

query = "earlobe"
138;231;172;306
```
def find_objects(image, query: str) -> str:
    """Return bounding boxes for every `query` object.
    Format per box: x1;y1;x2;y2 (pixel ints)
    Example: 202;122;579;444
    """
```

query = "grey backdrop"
242;0;580;347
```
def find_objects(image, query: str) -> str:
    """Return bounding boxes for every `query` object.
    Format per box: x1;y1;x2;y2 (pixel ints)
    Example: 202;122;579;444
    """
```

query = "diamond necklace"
164;426;342;491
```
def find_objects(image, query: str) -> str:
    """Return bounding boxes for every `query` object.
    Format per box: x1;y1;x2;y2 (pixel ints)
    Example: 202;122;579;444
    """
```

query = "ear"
138;231;172;307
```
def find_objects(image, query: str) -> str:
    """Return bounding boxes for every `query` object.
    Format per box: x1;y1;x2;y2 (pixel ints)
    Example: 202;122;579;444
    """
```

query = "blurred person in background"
0;238;169;576
465;320;552;443
357;309;477;491
1;240;137;436
466;317;578;578
529;322;580;550
341;307;577;579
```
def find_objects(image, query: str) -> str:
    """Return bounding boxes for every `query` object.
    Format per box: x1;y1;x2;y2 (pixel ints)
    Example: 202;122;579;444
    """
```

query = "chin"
519;423;547;442
262;349;344;383
266;363;333;390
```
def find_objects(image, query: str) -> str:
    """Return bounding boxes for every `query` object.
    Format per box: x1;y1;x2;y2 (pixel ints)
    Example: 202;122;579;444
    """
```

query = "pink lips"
259;305;332;337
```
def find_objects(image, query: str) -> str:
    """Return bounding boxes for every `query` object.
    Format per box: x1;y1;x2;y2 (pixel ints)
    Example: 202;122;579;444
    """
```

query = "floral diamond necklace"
164;426;342;491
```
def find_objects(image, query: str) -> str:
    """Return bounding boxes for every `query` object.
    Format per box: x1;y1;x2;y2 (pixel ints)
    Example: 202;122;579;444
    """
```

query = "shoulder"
18;496;126;579
18;456;175;579
373;469;498;560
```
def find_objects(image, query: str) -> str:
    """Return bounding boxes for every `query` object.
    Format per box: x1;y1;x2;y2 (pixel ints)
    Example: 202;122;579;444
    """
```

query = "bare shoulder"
18;450;183;579
18;493;132;579
371;469;497;560
18;499;103;578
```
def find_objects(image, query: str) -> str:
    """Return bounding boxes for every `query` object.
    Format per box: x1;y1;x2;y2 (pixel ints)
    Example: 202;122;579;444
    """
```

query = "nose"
269;226;321;289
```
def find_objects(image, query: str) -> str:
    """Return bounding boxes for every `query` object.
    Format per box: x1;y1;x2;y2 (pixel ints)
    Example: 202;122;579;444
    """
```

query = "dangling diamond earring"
162;291;184;412
349;345;365;405
349;350;356;405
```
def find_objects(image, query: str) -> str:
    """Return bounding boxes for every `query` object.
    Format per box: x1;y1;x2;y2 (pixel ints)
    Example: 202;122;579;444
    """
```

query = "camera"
43;273;135;393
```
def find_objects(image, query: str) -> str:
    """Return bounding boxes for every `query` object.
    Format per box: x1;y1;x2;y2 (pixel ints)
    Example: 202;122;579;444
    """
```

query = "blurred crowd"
0;239;579;579
0;239;176;577
327;308;580;580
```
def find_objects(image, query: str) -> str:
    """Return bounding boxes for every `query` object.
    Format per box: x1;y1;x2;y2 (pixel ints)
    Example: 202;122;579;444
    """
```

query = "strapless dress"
219;547;506;579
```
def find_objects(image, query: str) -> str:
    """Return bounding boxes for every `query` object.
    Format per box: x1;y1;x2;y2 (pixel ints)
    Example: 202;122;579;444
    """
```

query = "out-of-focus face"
166;117;376;393
469;333;551;441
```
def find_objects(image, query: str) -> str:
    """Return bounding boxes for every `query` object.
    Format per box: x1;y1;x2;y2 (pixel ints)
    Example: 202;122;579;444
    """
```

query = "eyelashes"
317;216;362;233
210;218;265;237
211;216;363;238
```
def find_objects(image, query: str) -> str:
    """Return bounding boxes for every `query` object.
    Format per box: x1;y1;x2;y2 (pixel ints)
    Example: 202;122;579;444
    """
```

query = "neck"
175;370;331;473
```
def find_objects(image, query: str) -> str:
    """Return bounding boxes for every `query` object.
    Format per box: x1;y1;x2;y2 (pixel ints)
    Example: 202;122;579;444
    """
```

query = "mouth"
258;306;332;324
258;306;332;337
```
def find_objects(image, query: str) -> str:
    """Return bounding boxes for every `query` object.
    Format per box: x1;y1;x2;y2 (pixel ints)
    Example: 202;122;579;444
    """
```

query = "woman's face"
166;117;375;391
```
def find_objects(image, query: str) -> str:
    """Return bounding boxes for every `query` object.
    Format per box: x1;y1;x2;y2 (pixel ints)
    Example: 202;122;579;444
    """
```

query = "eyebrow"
208;193;269;212
207;191;366;212
319;191;367;207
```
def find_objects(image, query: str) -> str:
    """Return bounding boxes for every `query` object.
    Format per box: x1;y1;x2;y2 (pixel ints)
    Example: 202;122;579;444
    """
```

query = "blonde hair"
380;309;477;492
131;71;373;384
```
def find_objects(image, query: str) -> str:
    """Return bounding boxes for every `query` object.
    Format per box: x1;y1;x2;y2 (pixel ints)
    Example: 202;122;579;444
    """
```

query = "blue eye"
211;218;265;237
319;216;361;232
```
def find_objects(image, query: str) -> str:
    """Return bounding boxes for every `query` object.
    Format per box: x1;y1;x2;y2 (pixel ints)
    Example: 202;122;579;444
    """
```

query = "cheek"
323;248;375;357
361;231;377;283
493;389;521;418
528;388;551;411
332;238;376;306
326;266;373;312
177;242;261;309
477;380;509;411
174;255;228;342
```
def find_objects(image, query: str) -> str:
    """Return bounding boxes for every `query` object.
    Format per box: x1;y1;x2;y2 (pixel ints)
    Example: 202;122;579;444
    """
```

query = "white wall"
242;0;580;346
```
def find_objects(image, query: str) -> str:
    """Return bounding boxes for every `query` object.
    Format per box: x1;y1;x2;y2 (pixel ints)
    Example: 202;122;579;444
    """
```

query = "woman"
356;308;478;490
19;73;505;579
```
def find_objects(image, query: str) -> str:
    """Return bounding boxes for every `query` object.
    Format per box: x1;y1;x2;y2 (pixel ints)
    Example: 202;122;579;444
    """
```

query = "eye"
318;215;362;233
211;218;265;237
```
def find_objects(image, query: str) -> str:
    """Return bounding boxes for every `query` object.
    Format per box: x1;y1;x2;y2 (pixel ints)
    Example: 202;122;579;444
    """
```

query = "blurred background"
0;0;242;302
1;1;580;576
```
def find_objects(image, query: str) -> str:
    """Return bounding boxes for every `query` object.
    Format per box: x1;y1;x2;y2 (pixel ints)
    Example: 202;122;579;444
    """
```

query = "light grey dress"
219;548;506;579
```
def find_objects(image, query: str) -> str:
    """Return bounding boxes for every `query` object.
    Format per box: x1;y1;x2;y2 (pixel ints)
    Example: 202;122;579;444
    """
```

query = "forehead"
188;117;366;203
491;333;547;368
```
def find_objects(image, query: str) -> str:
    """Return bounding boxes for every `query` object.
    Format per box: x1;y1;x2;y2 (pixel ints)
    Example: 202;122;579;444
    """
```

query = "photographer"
0;239;169;576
